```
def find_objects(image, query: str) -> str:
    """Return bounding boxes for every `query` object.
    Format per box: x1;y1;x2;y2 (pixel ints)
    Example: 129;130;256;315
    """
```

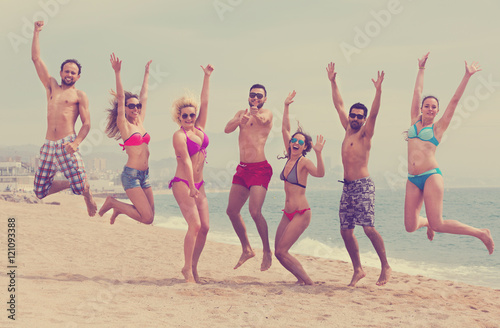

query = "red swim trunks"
232;160;273;190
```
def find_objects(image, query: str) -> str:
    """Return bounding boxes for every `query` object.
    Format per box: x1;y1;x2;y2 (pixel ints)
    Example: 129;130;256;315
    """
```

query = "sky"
1;0;500;188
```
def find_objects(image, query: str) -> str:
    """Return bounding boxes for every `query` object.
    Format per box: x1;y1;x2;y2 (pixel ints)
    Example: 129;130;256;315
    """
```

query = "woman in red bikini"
275;90;326;285
170;64;214;283
98;53;154;225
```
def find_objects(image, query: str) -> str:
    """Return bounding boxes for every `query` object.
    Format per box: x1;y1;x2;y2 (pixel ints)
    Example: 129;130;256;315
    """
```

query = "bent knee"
200;224;209;235
141;212;154;225
249;209;263;220
71;182;85;195
34;190;48;199
274;248;288;260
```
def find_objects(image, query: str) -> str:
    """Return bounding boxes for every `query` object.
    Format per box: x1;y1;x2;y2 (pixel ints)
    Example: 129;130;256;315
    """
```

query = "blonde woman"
170;65;214;282
98;53;154;225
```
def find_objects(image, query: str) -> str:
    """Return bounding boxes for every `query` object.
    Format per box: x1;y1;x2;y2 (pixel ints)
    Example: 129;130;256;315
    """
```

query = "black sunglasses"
127;103;142;110
182;113;196;119
349;113;365;119
249;92;264;99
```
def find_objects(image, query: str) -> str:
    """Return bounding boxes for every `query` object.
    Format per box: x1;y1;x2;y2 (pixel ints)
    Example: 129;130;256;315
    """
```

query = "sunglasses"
127;103;142;110
249;92;264;99
290;137;305;146
181;113;196;119
349;113;365;119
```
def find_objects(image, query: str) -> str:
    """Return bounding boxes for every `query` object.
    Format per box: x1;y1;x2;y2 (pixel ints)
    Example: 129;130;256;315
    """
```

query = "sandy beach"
1;193;499;328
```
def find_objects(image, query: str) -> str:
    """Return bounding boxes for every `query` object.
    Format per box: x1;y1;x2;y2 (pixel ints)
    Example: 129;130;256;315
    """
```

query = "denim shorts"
121;166;151;190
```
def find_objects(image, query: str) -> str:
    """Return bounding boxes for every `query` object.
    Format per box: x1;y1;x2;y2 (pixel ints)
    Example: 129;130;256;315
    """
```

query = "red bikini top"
119;132;150;151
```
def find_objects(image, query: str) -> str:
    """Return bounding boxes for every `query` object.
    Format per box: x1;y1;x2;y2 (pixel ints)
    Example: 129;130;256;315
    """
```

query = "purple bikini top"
182;126;209;158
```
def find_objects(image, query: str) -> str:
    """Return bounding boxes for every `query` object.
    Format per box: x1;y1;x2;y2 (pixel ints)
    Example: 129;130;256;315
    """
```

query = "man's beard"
350;121;361;130
248;101;264;109
62;79;75;87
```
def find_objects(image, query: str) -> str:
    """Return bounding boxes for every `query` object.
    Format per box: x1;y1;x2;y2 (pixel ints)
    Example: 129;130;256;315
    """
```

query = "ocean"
152;187;500;289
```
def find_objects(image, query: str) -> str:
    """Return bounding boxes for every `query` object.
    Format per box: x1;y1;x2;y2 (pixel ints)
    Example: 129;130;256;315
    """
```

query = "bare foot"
426;226;435;241
260;251;272;271
98;196;114;217
295;280;305;285
110;209;119;225
348;269;366;287
234;250;256;269
480;229;494;254
376;266;392;286
192;267;200;284
83;187;97;217
182;267;196;283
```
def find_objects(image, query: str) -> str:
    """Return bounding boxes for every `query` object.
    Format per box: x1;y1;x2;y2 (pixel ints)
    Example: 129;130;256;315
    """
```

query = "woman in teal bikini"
275;90;325;285
404;52;494;254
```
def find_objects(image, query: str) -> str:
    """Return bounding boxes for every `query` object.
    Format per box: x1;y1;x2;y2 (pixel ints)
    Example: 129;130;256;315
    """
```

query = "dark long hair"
278;124;312;159
104;90;139;140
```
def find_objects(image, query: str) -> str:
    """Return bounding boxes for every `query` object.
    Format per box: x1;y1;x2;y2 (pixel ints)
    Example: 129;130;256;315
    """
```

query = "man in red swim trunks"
224;84;273;271
31;21;96;216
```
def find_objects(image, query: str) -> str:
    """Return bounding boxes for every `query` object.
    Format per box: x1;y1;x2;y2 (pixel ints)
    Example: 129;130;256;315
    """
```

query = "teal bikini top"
408;120;439;146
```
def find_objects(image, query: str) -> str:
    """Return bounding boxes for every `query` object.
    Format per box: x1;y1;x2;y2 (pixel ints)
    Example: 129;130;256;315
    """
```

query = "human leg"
172;181;201;283
248;185;272;271
424;175;494;254
226;183;254;269
363;226;392;286
192;186;210;283
55;137;97;216
275;211;313;285
340;228;365;286
404;180;434;240
34;141;58;199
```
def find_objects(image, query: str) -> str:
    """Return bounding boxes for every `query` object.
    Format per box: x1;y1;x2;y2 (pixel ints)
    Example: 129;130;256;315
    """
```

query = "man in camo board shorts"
327;62;391;287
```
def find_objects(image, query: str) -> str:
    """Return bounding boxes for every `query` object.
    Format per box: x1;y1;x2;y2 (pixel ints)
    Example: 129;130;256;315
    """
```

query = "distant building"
0;161;34;192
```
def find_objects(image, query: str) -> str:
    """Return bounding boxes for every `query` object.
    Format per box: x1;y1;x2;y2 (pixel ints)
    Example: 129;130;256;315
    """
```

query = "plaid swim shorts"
33;134;87;199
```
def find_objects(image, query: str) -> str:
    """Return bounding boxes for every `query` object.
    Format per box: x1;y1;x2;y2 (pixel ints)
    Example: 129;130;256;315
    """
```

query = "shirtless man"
225;84;273;271
31;21;96;216
327;62;391;286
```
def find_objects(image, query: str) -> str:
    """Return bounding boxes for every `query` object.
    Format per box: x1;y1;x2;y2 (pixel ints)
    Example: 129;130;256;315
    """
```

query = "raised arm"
363;71;385;139
138;60;152;122
411;52;429;122
196;64;214;130
436;61;481;133
305;135;326;178
224;109;247;133
173;133;199;198
110;53;126;132
282;91;295;149
326;62;348;130
31;21;53;92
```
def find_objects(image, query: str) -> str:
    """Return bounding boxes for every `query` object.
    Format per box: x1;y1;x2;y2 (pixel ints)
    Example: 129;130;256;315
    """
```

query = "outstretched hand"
110;53;122;72
284;90;296;106
418;52;430;68
326;62;337;82
371;71;385;90
145;60;152;74
34;21;44;32
201;64;214;76
465;61;481;76
312;135;326;153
